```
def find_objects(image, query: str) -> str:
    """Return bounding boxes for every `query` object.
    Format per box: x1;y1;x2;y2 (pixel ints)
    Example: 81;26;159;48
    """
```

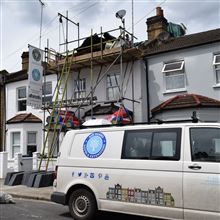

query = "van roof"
68;122;220;134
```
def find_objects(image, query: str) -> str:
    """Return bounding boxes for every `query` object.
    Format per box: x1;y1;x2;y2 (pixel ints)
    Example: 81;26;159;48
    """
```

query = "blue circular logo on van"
32;69;41;81
83;132;106;158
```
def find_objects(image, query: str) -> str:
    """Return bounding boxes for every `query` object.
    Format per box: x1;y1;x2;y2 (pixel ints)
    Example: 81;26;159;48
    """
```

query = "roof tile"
7;113;42;124
152;94;220;115
142;28;220;56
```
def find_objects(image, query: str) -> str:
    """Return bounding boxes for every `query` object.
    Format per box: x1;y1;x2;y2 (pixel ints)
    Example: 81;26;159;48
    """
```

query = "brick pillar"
33;152;40;171
14;153;23;172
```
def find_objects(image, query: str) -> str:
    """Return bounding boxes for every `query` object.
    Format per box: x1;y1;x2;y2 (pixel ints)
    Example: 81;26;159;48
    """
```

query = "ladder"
38;51;75;171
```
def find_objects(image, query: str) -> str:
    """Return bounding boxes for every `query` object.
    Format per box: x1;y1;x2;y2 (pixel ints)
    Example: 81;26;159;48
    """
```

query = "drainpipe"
144;58;150;123
3;77;6;151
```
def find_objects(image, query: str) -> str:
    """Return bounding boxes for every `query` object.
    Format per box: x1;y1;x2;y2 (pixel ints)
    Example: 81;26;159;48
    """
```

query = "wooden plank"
51;47;142;70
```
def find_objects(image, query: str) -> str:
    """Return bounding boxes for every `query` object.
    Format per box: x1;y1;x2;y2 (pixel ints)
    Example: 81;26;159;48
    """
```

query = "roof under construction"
56;46;142;71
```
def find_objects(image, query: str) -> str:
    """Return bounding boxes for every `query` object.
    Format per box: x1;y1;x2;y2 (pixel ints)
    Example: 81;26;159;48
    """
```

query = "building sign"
27;45;43;109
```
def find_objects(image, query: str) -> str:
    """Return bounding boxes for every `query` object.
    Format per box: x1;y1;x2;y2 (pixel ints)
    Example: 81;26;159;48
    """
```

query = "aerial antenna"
115;9;126;103
39;0;45;49
131;0;134;46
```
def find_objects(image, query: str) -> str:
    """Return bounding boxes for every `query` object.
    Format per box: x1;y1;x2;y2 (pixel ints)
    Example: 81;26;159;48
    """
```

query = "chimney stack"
146;7;168;41
21;51;29;71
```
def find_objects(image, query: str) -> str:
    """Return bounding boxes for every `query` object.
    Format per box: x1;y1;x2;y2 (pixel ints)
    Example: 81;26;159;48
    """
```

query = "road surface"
0;198;160;220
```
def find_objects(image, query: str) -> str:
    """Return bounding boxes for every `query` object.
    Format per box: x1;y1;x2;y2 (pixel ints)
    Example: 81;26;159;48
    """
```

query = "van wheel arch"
66;184;97;206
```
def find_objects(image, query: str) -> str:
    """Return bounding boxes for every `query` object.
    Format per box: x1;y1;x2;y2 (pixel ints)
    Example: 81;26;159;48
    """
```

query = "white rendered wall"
148;43;220;111
6;123;42;159
5;74;57;157
5;74;57;121
66;60;148;122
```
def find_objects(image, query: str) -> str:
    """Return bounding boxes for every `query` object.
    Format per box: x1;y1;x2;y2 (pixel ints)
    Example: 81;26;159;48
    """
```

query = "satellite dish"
158;31;170;42
115;9;126;19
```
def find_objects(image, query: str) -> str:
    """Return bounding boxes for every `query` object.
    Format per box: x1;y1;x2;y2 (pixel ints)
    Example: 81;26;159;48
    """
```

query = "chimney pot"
160;9;164;17
156;7;163;17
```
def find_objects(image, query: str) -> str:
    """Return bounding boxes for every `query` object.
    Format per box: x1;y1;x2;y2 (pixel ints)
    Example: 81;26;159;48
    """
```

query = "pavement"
0;178;53;201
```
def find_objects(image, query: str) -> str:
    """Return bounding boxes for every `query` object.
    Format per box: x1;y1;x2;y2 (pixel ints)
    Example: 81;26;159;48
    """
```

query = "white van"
51;123;220;220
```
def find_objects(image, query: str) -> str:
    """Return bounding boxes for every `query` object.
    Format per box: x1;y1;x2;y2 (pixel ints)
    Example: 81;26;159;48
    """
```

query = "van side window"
152;132;177;158
122;131;152;159
122;128;181;160
190;128;220;162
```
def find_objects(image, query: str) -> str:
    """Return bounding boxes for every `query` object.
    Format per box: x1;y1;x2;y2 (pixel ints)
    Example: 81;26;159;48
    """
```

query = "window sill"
17;110;27;113
213;84;220;89
163;89;187;95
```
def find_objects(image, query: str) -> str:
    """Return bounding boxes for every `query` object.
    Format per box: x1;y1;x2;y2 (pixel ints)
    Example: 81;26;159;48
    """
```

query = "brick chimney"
21;51;29;70
146;7;168;41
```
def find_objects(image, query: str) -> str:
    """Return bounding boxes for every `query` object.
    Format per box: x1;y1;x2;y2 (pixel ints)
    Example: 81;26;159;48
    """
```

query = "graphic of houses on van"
106;184;175;207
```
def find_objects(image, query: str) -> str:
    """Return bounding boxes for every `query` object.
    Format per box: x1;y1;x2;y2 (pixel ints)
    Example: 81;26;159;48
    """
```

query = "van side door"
119;128;184;219
183;126;220;220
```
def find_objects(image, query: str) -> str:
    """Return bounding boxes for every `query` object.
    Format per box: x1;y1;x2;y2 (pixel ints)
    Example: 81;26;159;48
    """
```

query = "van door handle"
188;164;202;170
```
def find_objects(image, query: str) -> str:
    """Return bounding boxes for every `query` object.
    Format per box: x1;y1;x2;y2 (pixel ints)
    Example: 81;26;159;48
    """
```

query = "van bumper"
51;192;66;205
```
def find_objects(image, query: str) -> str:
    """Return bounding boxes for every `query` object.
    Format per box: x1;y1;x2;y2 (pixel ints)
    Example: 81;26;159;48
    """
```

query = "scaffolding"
39;16;142;171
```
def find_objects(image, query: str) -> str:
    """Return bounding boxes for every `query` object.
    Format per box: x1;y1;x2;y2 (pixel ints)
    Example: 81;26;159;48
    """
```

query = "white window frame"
11;132;21;158
106;73;120;100
27;132;37;156
42;81;53;103
162;60;186;93
162;60;184;73
17;86;27;112
74;78;86;99
213;54;220;86
213;54;220;65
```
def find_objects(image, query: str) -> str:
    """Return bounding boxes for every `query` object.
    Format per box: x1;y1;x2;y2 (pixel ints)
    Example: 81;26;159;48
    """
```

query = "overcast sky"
1;0;220;73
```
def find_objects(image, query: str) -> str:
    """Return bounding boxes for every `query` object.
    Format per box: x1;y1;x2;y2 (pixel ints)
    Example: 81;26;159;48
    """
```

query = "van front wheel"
69;189;97;220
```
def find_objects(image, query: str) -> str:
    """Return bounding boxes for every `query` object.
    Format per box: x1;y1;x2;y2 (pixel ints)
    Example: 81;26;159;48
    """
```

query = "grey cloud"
68;1;126;21
73;1;103;21
164;1;220;32
5;1;51;27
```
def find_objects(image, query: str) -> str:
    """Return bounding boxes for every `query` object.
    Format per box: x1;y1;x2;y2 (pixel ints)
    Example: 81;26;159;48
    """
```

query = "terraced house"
0;7;219;164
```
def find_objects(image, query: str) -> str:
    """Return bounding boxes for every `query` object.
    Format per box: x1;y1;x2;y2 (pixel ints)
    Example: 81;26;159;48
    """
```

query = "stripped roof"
7;113;42;124
151;94;220;115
